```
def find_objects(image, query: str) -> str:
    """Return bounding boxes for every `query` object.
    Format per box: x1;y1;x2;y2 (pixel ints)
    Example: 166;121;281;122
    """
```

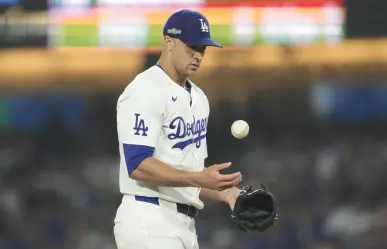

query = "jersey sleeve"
117;83;165;176
117;83;165;148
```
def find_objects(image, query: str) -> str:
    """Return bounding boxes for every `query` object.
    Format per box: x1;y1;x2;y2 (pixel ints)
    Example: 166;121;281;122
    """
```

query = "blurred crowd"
1;90;387;249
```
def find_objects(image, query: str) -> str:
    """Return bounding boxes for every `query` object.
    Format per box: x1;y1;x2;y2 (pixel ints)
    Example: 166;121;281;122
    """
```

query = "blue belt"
135;195;199;218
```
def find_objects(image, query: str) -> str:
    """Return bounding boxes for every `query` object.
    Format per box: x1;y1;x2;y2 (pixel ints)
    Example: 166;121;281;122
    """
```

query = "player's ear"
164;36;174;51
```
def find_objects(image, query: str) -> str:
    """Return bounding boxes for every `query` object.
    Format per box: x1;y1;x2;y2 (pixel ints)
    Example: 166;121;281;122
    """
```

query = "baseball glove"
230;184;279;232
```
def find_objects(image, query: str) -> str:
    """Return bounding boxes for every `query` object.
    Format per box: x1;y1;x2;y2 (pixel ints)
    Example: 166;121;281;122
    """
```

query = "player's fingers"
217;176;242;190
212;162;232;171
230;175;242;187
218;179;241;190
219;172;241;182
233;175;243;185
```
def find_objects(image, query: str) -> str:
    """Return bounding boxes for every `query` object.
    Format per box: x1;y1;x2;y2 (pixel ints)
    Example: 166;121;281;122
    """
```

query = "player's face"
172;38;206;77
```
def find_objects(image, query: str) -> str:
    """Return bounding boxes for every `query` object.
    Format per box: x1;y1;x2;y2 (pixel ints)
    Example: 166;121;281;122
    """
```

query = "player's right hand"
198;162;242;191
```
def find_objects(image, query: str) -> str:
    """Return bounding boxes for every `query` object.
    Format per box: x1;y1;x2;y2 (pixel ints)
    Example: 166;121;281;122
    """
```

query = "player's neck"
158;56;187;87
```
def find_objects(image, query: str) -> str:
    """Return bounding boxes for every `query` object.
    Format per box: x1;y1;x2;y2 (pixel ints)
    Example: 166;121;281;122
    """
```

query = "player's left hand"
220;187;239;210
230;184;279;232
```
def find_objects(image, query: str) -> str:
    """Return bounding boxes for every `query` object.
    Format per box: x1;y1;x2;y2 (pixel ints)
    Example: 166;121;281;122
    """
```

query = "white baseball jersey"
116;65;209;209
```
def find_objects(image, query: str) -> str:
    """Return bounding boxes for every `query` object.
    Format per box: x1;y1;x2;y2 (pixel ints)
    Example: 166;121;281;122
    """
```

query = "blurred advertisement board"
0;1;47;48
50;0;203;7
48;0;344;49
0;0;20;5
311;83;387;122
0;93;86;132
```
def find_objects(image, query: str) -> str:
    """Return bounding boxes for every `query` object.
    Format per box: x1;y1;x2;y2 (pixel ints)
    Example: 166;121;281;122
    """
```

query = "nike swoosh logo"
172;96;178;101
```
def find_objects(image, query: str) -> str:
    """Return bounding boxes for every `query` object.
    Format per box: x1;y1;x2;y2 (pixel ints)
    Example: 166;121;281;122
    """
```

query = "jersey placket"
187;89;202;203
186;87;197;172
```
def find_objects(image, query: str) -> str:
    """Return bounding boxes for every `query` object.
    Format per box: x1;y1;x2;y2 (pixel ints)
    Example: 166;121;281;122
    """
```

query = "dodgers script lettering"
168;116;208;150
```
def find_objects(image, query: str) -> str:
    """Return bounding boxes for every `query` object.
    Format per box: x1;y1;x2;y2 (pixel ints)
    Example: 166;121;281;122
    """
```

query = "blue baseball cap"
163;9;222;48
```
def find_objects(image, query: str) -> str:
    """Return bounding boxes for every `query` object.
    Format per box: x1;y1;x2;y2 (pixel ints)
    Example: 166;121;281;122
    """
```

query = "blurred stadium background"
1;0;387;249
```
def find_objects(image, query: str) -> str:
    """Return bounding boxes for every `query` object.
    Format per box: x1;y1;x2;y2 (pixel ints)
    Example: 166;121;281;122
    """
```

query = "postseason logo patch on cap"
167;28;182;35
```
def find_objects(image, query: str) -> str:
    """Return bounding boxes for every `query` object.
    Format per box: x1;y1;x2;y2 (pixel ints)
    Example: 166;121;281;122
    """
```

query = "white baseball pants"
114;194;199;249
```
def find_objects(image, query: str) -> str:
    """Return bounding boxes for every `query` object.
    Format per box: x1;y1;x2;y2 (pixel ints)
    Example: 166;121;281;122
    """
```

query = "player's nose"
193;51;203;61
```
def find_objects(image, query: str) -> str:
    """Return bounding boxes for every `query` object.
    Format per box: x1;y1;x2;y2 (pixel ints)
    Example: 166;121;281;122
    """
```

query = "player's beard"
186;63;200;75
184;67;197;77
176;64;194;78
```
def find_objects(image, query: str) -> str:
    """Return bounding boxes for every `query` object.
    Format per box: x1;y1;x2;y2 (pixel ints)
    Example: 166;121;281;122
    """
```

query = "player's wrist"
185;171;202;188
221;187;239;203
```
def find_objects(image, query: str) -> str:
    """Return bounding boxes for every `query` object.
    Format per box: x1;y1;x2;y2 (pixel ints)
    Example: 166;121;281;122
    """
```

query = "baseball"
231;120;249;139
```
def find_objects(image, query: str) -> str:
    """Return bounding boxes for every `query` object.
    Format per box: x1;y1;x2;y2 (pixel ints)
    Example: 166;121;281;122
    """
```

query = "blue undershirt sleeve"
123;143;155;176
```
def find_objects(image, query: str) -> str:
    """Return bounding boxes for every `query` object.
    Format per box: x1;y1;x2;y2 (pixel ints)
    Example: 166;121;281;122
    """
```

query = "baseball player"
114;9;242;249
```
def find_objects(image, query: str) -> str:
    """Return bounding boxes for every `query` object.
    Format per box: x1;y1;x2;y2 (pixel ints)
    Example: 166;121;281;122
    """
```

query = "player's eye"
187;44;206;54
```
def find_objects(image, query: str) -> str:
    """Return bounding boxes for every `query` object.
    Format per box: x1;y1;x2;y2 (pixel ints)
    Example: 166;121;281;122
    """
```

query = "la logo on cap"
199;19;209;33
